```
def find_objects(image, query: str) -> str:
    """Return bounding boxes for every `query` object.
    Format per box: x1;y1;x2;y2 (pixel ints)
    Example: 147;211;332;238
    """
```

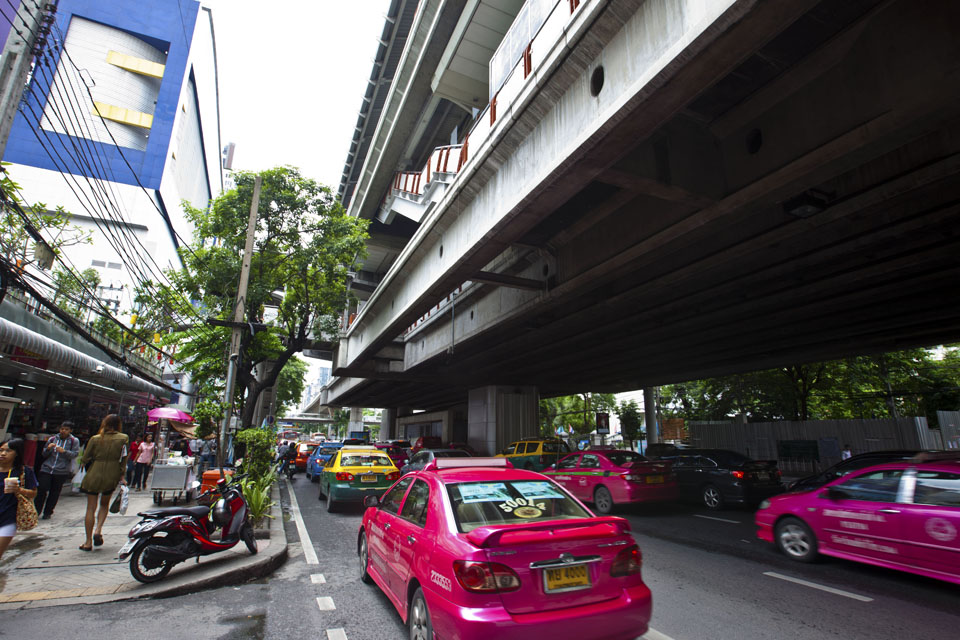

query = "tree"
51;266;100;319
160;167;369;428
539;392;617;438
615;400;644;449
274;357;308;418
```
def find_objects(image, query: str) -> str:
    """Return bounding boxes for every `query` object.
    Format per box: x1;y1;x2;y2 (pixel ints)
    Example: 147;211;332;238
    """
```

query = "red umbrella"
147;407;194;422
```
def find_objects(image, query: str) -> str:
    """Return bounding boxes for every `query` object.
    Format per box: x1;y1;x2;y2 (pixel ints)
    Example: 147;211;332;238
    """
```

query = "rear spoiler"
465;516;631;548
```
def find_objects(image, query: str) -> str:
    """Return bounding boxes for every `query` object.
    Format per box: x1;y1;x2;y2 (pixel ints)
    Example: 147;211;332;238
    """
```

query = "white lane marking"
286;477;319;565
694;514;740;524
311;573;327;584
326;630;348;640
763;571;874;602
316;596;336;610
643;628;678;640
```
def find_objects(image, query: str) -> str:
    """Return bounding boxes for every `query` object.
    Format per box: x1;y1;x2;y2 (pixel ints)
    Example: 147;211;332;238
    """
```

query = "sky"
202;0;392;188
200;0;392;393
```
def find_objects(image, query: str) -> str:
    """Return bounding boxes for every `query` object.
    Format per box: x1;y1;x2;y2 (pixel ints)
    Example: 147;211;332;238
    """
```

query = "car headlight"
758;499;771;510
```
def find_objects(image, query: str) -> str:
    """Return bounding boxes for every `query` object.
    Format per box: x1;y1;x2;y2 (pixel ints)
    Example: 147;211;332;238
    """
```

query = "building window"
91;260;106;267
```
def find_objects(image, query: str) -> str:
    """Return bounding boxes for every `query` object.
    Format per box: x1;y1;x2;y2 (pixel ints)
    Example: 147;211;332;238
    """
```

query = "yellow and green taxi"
317;445;400;512
495;438;571;471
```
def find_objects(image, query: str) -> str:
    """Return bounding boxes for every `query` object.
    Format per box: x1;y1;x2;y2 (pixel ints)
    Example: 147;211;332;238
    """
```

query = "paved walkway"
0;482;286;608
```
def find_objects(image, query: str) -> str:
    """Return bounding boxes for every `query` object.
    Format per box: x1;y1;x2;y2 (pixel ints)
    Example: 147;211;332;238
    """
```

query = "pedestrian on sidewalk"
200;437;216;471
125;434;142;486
79;415;128;552
34;421;80;520
133;433;156;491
0;438;38;562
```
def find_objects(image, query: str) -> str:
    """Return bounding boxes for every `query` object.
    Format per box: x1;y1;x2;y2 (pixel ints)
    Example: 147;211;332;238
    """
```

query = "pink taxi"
756;454;960;585
543;449;677;514
358;458;652;640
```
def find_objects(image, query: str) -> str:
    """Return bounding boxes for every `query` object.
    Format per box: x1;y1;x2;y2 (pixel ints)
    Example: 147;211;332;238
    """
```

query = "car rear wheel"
359;532;373;584
702;484;724;510
775;517;818;562
593;486;614;514
409;587;433;640
318;481;325;501
326;489;338;513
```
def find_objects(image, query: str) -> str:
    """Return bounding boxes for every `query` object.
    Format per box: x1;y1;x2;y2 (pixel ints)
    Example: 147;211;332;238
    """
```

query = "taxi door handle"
407;535;416;544
877;508;900;514
384;523;391;530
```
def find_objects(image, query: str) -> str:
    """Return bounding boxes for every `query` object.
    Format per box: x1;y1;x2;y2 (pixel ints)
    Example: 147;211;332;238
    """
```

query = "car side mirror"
823;486;849;501
363;495;380;508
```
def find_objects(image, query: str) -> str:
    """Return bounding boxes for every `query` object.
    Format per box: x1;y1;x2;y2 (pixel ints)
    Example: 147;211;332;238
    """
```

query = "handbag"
15;473;38;531
109;486;124;513
118;484;129;515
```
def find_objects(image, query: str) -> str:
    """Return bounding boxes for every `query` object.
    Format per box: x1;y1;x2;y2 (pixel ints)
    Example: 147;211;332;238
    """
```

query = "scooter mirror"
188;480;202;490
363;495;380;508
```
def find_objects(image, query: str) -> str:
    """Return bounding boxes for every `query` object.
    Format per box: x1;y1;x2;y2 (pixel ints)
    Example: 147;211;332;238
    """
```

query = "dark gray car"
672;448;783;510
400;448;472;474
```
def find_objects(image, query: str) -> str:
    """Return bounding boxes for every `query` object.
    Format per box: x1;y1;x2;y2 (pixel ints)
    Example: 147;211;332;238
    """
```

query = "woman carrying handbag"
0;438;38;562
79;415;128;551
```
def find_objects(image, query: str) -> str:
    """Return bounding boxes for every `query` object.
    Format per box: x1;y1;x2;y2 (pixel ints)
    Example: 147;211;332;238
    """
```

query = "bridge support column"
348;407;364;437
467;386;539;456
644;388;659;445
379;408;396;442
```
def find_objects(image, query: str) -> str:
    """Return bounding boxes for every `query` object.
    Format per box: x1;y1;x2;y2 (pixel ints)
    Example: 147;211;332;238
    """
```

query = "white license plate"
756;472;769;480
117;539;135;559
360;474;379;483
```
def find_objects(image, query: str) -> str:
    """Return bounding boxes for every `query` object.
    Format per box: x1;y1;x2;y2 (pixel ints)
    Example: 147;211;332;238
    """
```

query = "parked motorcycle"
118;476;258;583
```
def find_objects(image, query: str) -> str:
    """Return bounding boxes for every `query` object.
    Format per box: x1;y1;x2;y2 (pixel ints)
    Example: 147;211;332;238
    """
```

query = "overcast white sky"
202;0;391;187
200;1;391;392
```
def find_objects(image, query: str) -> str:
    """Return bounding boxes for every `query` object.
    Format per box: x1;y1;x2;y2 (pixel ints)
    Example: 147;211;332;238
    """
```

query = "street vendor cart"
149;461;197;505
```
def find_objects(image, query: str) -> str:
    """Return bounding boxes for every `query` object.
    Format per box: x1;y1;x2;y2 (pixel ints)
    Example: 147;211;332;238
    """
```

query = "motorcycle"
118;475;258;583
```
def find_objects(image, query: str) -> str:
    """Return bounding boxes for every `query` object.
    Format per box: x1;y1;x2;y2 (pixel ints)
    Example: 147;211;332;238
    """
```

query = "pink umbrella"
147;407;194;422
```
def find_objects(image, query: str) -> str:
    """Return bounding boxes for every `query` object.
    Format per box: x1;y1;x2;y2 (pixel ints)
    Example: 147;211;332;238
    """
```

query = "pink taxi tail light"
610;545;642;577
453;560;521;593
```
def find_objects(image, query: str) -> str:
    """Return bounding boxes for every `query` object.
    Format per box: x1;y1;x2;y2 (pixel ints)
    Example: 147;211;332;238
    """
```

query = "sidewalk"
0;481;286;609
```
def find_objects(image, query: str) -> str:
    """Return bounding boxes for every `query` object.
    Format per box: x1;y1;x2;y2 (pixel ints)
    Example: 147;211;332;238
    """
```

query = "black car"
671;448;783;509
399;448;472;474
785;449;922;492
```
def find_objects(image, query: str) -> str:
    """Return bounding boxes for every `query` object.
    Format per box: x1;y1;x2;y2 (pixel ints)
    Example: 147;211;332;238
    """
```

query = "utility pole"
0;1;54;158
218;175;261;469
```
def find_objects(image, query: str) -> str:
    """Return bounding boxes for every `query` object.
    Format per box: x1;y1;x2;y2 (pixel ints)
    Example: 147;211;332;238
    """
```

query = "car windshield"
434;450;471;458
300;444;317;453
606;451;647;465
320;447;338;455
340;454;392;467
542;441;570;454
707;451;752;467
446;480;590;532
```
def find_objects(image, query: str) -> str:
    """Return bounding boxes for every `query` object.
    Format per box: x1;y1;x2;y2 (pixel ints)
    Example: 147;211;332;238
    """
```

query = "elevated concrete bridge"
322;0;960;451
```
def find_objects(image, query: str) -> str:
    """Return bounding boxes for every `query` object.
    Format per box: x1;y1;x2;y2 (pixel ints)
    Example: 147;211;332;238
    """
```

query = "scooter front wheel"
241;522;258;555
129;536;174;583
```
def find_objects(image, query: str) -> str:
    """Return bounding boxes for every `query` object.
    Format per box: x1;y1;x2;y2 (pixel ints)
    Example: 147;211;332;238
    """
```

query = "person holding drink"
0;438;38;562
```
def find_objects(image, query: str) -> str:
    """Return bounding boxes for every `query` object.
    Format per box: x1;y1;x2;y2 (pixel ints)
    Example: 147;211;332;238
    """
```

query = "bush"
238;471;276;528
236;427;276;481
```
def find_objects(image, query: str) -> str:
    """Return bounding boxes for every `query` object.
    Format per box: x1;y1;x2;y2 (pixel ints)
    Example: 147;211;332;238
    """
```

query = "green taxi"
318;446;400;512
495;438;571;471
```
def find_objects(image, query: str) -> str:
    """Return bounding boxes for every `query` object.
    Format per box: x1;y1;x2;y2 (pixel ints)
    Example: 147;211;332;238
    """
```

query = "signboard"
596;412;609;435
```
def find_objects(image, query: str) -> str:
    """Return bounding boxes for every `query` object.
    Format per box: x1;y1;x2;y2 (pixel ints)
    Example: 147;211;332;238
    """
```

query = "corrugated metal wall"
688;418;939;476
938;411;960;450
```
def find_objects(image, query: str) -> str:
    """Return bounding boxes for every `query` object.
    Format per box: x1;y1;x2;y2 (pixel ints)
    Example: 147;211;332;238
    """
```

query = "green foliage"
274;357;308;418
238;472;276;527
615;400;644;446
51;267;100;319
192;399;224;440
539;393;617;437
235;427;277;481
152;166;368;427
660;346;960;422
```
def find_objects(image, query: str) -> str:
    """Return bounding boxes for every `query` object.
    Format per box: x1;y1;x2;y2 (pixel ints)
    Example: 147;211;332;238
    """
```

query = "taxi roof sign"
429;457;514;471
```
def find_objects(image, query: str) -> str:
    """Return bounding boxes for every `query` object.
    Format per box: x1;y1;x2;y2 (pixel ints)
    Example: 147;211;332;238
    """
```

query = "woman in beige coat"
79;414;128;551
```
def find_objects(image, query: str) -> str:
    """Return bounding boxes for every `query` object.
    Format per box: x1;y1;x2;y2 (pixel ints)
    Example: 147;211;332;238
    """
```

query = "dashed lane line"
693;514;740;524
311;573;327;584
643;629;678;640
285;477;319;565
316;596;336;610
763;571;874;602
326;628;348;640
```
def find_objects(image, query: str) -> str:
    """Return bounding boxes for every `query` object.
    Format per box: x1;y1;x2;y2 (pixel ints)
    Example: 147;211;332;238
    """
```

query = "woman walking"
0;438;38;562
125;434;142;486
133;433;156;491
79;415;128;551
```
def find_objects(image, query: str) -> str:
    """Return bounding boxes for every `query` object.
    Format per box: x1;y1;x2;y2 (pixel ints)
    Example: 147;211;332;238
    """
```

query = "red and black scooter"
118;476;258;583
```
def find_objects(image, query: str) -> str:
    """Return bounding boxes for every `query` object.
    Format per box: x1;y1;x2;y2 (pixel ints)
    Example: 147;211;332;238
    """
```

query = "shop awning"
0;316;167;397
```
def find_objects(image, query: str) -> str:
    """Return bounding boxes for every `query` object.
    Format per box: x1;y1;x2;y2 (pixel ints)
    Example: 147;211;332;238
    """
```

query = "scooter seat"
139;506;210;519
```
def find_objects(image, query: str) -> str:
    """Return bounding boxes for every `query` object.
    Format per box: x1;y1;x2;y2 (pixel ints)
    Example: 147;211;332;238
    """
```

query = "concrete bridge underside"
327;0;960;411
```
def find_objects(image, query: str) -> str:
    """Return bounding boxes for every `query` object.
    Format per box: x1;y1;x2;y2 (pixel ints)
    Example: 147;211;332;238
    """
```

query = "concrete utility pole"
219;175;262;467
0;1;50;157
644;387;659;445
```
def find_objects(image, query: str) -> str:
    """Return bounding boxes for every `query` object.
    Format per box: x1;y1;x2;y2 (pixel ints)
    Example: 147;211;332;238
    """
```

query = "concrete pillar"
348;406;364;436
467;386;539;456
644;387;659;444
380;408;396;442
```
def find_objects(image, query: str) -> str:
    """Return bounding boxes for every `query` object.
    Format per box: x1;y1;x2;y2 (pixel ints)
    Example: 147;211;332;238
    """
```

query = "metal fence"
688;417;941;476
938;411;960;450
